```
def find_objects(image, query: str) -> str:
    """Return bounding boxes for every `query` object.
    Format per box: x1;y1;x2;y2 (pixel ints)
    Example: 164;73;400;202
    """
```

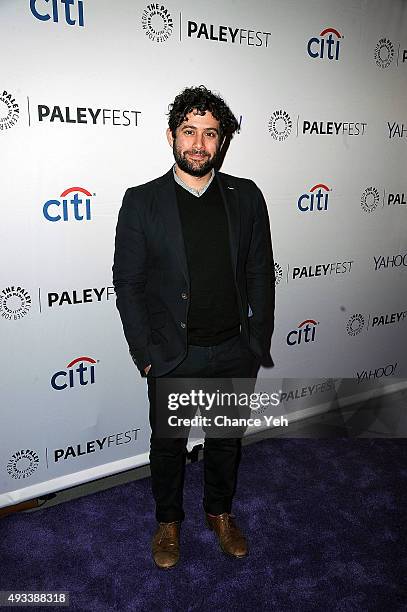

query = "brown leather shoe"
206;513;248;558
152;522;180;569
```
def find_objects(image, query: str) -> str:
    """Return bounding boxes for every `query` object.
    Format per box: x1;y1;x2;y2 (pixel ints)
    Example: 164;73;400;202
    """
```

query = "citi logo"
43;187;94;222
30;0;84;27
287;319;318;346
51;356;97;391
298;184;330;212
307;27;342;61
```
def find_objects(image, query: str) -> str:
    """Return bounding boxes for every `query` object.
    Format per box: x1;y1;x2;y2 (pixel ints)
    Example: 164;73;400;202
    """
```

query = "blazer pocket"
150;311;166;330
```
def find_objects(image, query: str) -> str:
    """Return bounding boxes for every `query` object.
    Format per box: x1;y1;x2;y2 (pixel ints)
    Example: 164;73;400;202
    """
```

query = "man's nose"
193;131;204;149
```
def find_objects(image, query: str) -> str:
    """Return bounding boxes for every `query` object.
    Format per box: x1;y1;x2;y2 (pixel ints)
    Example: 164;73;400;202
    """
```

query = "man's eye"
206;132;216;137
184;130;194;135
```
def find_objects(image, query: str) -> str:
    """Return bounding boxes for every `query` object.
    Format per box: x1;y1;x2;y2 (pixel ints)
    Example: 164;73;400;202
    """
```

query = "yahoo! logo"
307;27;342;60
298;184;330;212
51;356;97;390
43;187;93;221
287;319;318;346
30;0;84;26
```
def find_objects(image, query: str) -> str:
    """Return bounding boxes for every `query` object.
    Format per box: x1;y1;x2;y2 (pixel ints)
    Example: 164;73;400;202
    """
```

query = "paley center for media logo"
141;4;271;48
346;313;365;336
268;110;367;140
30;0;84;27
360;185;406;213
268;110;292;141
2;284;114;315
0;286;31;321
0;90;20;131
286;319;319;346
374;37;407;69
274;262;283;285
7;449;40;480
142;3;173;42
346;309;407;336
43;186;94;222
307;27;342;61
51;356;98;390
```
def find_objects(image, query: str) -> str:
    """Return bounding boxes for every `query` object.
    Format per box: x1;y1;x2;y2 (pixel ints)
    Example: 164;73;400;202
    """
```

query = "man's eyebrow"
180;124;219;133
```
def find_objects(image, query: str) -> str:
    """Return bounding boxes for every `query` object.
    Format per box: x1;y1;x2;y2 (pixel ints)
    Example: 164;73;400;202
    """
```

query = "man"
113;85;274;569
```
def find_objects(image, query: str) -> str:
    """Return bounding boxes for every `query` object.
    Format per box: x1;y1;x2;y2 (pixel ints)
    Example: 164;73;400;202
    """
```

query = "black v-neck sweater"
174;179;240;345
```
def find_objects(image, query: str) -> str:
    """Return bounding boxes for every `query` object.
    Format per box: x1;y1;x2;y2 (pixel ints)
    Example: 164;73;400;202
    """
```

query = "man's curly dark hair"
168;85;239;141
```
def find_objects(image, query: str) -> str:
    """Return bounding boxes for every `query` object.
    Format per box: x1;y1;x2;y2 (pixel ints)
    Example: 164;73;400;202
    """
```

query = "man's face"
167;110;221;177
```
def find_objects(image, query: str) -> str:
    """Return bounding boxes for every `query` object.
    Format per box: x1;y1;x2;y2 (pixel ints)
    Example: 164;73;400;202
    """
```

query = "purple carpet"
1;439;405;611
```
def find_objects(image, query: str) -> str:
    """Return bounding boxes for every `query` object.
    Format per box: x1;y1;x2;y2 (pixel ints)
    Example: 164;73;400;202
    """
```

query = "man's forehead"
179;110;219;129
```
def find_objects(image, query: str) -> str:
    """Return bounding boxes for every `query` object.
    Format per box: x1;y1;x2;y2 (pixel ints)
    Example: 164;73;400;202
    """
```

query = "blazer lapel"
154;169;190;286
216;172;240;279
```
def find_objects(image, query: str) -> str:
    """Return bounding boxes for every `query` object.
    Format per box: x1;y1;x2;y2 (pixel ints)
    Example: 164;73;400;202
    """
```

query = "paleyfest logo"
142;3;173;42
0;286;31;321
268;111;366;140
0;90;20;131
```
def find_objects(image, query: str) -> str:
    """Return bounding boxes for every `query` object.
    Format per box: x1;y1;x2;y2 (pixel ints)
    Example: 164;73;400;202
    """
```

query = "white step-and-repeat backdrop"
1;0;406;507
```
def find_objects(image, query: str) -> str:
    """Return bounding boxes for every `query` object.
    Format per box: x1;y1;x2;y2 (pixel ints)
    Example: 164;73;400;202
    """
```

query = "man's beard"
173;142;220;177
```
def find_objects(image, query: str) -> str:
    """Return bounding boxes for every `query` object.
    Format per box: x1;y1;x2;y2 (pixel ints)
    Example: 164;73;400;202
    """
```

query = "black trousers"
147;333;259;523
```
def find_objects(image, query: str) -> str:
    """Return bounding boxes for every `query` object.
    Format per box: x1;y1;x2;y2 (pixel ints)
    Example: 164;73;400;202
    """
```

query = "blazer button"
180;322;186;329
181;292;188;300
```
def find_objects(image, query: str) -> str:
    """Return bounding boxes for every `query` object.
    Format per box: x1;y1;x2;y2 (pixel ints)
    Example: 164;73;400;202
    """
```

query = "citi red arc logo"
51;356;97;390
43;187;93;222
298;184;330;212
307;28;342;60
287;319;319;346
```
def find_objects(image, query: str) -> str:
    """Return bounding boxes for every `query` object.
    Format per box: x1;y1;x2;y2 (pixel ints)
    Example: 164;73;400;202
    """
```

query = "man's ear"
166;128;174;148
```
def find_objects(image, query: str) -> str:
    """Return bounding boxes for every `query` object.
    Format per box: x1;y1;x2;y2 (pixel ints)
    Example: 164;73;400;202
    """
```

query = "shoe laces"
157;521;178;545
214;513;237;531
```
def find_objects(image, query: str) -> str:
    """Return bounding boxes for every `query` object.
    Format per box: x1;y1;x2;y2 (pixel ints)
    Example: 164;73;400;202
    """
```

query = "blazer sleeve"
246;182;275;357
112;188;152;374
